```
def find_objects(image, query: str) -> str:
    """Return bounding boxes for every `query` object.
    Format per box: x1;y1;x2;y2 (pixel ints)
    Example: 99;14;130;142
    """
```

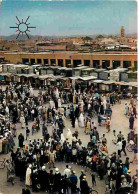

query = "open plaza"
0;61;137;194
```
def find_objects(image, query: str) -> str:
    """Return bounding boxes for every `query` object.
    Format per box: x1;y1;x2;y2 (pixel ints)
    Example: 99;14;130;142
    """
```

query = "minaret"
120;26;125;38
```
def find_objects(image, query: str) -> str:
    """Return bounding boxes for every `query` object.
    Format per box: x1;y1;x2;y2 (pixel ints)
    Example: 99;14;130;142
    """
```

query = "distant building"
121;26;125;38
38;36;43;42
83;36;92;44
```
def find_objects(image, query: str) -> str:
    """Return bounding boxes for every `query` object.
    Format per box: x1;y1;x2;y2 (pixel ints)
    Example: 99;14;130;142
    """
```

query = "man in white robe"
66;129;72;143
20;115;26;128
25;165;32;186
60;133;65;145
79;113;84;127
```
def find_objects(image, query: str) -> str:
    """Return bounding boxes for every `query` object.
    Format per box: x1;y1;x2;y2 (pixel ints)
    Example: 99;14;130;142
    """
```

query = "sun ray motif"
10;16;36;39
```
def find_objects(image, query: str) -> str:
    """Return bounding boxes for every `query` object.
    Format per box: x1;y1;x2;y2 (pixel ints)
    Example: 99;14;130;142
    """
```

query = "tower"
121;26;125;38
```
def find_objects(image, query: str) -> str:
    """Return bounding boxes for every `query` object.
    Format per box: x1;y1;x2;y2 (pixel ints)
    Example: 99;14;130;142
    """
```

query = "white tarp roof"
79;76;97;81
74;66;88;70
103;80;116;84
82;68;95;71
93;80;103;83
69;76;81;80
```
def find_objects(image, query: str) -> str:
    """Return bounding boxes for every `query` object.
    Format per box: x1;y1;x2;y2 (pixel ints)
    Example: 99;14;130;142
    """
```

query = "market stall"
102;80;116;92
115;81;129;93
93;80;103;91
72;66;88;76
81;68;96;77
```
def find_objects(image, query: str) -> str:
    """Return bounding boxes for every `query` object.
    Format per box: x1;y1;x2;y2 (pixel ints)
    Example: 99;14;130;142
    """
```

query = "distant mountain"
0;33;137;41
0;34;61;41
0;34;42;41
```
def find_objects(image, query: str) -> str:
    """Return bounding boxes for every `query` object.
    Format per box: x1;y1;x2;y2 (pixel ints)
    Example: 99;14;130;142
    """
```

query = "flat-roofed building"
4;51;137;69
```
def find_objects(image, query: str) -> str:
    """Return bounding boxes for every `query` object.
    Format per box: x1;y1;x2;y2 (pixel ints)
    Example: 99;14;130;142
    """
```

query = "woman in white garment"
55;88;59;99
5;106;9;115
25;165;32;186
103;98;107;111
75;118;79;129
78;113;85;128
66;129;72;143
80;100;84;112
58;98;61;108
60;133;65;145
49;99;55;109
29;87;33;97
20;114;26;128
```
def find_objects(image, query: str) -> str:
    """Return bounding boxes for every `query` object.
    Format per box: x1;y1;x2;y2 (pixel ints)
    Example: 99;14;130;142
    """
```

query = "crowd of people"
0;83;137;194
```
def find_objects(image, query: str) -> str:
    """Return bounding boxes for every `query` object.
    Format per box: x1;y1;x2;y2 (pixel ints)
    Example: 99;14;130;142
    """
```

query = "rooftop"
4;51;137;56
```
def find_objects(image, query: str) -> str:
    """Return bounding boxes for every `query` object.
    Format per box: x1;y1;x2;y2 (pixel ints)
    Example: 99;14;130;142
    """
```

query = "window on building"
73;60;82;67
66;59;71;67
50;59;56;65
30;59;35;65
123;61;131;68
44;59;48;65
93;60;100;68
22;58;29;64
84;60;90;66
102;60;110;69
37;59;42;64
112;61;120;69
58;59;63;67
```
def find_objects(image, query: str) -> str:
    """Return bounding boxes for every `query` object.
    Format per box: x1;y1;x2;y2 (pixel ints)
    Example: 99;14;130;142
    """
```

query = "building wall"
4;52;137;68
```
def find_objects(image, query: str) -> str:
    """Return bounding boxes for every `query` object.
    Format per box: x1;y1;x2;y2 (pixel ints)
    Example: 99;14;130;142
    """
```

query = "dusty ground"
0;88;137;194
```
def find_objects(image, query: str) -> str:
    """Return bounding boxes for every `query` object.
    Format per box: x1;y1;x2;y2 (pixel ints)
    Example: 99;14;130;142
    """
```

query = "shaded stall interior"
81;68;96;77
72;66;87;76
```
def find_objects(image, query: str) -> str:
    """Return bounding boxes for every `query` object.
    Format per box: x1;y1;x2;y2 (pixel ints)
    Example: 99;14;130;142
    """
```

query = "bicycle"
126;140;135;152
89;187;98;194
0;158;9;169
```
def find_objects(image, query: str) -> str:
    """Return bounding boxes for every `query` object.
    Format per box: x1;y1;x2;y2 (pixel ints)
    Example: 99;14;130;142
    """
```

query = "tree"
96;35;104;39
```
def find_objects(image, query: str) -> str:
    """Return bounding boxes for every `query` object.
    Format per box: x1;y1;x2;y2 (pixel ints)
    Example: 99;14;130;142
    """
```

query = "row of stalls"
0;63;136;83
0;64;34;74
0;72;137;94
36;66;133;82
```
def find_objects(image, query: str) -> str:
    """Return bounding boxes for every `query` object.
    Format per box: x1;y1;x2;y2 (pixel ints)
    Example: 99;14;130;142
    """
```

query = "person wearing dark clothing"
79;170;86;186
42;124;47;137
18;133;24;148
61;175;69;194
75;106;79;119
70;171;78;193
25;115;28;126
91;174;96;186
31;169;39;192
39;166;49;191
26;127;30;140
80;176;90;194
48;170;55;193
129;115;134;130
66;145;72;163
121;138;127;156
116;164;123;190
54;168;62;193
72;116;75;128
125;170;132;184
100;104;104;115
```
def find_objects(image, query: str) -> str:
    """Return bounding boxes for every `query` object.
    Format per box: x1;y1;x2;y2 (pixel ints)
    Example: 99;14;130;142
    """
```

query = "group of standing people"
0;83;137;194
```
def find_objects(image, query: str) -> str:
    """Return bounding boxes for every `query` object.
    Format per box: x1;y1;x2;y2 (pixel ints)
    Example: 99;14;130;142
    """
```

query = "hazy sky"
0;1;137;36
